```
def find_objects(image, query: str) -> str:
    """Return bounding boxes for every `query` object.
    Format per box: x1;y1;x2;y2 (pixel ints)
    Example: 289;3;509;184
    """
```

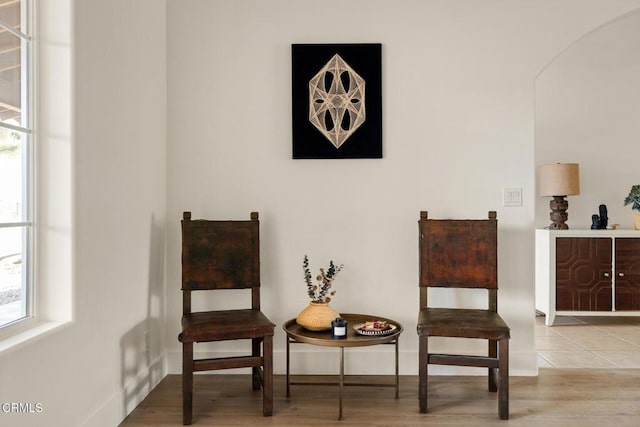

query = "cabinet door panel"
615;238;640;310
556;237;612;311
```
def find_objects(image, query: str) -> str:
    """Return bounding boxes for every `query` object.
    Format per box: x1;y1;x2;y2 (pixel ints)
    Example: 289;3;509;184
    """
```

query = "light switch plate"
503;187;522;207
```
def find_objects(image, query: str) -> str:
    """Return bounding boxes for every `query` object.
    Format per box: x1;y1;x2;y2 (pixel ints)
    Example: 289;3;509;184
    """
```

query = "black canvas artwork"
292;43;382;159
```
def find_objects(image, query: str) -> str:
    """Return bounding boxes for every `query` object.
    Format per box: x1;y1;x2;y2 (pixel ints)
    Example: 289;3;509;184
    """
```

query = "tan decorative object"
308;54;366;149
635;215;640;230
296;302;339;331
538;163;580;230
298;256;344;330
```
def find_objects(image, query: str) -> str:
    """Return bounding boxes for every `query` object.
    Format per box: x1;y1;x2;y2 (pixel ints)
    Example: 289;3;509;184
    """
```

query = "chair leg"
252;338;261;390
262;335;273;416
488;339;497;392
418;335;428;413
498;338;509;420
182;342;193;425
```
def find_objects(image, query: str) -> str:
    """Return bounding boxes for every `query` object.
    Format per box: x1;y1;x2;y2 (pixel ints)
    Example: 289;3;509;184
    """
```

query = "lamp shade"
538;163;580;196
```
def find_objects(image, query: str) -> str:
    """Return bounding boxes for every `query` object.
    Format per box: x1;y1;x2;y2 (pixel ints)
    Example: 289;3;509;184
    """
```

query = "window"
0;0;32;329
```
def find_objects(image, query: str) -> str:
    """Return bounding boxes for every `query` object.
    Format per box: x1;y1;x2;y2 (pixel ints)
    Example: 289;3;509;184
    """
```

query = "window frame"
0;0;34;330
0;0;72;353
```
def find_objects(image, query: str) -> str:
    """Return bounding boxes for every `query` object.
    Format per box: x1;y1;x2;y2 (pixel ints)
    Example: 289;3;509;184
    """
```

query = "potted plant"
623;185;640;230
296;255;344;331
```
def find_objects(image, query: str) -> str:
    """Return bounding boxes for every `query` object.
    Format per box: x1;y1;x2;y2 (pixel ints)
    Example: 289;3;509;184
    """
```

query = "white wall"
165;0;640;378
0;1;167;426
535;10;640;230
1;1;640;426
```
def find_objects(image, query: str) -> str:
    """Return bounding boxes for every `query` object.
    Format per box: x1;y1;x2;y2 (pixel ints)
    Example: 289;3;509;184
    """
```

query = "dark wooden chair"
178;211;274;425
417;211;510;420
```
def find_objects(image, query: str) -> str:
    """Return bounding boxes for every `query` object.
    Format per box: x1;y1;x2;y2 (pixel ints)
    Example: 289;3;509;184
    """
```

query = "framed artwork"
292;43;382;159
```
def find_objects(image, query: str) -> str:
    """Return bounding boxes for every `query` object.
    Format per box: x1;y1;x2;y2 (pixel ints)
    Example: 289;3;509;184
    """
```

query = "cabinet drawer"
615;238;640;310
556;237;612;311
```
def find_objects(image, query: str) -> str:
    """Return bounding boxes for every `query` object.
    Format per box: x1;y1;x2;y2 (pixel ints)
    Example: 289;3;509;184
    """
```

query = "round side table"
283;313;404;420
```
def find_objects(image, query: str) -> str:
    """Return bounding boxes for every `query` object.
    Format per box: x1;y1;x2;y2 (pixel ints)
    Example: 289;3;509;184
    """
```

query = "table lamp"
538;163;580;230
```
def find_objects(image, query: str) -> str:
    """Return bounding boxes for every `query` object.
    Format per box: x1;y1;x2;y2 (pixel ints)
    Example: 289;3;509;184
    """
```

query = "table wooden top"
283;313;404;347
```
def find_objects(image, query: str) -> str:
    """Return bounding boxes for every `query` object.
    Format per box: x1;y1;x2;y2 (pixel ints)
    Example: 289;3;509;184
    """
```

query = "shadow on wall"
120;215;166;416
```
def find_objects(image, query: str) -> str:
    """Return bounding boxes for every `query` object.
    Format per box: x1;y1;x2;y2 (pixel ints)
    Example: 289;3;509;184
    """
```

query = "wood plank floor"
121;370;640;426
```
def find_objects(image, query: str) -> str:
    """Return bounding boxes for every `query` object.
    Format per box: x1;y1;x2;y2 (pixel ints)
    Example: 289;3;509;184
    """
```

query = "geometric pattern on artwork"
308;54;366;148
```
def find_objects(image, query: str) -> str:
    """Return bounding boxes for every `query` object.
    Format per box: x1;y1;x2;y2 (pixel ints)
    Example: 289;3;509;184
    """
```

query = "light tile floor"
536;314;640;368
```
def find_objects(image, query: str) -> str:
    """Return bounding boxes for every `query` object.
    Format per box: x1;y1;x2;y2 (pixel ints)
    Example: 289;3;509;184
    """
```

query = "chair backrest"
181;211;261;313
419;211;498;309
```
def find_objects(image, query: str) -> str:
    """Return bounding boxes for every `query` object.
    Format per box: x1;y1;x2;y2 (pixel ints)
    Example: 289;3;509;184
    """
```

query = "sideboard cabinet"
535;229;640;325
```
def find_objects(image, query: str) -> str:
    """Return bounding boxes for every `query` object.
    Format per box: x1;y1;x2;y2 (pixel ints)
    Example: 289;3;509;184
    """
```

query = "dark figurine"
591;214;600;230
598;204;608;229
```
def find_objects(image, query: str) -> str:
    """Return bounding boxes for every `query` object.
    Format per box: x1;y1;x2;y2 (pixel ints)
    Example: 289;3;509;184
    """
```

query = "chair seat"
180;309;275;343
417;308;510;340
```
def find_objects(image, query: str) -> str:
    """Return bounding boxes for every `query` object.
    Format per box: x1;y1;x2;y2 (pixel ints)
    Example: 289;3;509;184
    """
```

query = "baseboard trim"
82;353;166;427
166;349;538;376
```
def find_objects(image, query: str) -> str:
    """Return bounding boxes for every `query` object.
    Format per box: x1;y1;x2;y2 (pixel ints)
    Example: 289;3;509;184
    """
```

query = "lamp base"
549;195;569;230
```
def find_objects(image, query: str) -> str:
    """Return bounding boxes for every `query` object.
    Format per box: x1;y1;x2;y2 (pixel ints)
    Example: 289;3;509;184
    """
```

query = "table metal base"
285;337;400;420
